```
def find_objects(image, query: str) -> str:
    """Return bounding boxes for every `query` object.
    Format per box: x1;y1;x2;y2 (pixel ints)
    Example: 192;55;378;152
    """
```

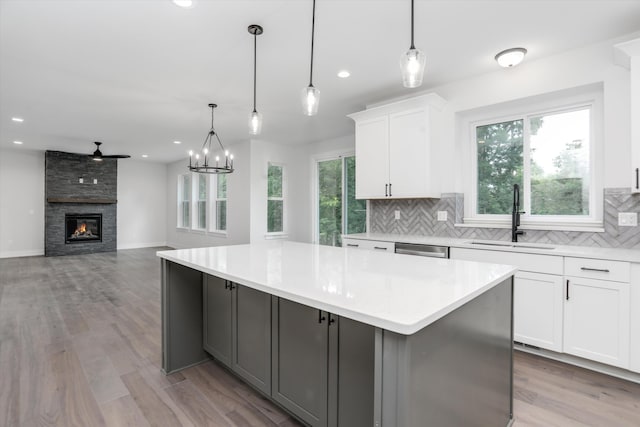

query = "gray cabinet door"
232;285;272;394
203;275;232;367
329;315;375;427
272;299;328;427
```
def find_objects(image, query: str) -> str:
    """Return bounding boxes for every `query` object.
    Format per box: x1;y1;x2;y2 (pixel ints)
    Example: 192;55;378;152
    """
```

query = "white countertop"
344;233;640;263
157;241;516;335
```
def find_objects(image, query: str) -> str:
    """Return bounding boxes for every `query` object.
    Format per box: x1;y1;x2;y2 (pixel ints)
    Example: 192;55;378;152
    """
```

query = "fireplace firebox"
65;214;102;244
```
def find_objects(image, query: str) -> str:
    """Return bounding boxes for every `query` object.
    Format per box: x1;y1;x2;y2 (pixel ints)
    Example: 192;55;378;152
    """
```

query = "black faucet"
512;184;525;242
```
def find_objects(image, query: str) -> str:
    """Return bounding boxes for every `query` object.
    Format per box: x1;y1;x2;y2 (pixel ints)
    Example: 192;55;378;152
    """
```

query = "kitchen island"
157;241;517;427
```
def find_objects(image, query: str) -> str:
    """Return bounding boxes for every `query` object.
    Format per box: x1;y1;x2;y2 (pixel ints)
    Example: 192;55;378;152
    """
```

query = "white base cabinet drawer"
564;257;630;283
514;272;564;352
564;276;630;369
342;238;394;253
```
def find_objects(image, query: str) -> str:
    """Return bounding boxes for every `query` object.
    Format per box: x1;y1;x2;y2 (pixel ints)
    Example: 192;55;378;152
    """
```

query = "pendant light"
188;104;234;174
301;0;320;116
400;0;426;88
248;24;263;135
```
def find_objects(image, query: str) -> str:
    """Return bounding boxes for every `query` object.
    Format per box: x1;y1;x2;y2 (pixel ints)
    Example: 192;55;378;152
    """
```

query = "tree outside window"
267;163;284;233
476;107;591;218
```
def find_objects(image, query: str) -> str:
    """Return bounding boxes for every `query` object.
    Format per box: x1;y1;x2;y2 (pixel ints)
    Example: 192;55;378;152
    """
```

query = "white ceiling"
1;0;640;163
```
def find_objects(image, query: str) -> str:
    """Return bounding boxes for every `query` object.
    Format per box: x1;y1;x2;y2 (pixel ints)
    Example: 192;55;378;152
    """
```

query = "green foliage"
476;120;523;214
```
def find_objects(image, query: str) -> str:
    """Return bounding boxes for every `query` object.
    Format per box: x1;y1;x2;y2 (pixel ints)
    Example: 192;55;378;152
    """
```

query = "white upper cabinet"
348;93;446;199
614;38;640;193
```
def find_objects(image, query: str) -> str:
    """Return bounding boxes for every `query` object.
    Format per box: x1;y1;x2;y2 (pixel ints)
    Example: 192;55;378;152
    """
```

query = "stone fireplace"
45;151;117;256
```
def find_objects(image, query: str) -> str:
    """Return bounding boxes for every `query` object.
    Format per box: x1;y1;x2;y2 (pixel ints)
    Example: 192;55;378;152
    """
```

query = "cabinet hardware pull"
389;183;392;197
636;168;639;189
373;246;387;250
580;267;610;273
329;316;336;326
385;184;388;197
318;310;326;324
346;243;359;247
229;283;236;290
566;279;569;300
224;282;230;290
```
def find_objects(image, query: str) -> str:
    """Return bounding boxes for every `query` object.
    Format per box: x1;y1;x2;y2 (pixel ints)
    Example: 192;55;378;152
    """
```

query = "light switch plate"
93;178;98;184
394;210;401;220
618;212;638;226
437;211;448;221
78;177;83;184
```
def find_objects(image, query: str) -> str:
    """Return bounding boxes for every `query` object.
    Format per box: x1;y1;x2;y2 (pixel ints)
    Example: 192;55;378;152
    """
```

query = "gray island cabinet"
158;241;516;427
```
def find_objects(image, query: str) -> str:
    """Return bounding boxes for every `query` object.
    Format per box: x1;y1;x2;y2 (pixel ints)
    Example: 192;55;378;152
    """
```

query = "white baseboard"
0;249;45;259
117;241;167;250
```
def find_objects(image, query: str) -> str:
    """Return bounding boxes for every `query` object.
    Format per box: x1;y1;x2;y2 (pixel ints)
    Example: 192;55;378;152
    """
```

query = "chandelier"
188;103;234;174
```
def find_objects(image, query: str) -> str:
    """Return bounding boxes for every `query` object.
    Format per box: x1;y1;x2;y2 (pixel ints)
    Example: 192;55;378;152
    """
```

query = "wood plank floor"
0;247;639;426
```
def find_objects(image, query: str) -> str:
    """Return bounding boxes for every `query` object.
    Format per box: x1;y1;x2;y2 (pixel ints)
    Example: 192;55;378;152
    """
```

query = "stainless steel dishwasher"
394;242;450;259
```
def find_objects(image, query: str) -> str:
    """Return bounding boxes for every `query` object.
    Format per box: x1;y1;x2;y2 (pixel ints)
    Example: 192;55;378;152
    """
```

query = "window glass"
475;106;592;219
180;174;191;227
344;156;366;235
267;164;284;233
318;158;342;245
476;119;523;215
530;109;590;215
216;200;227;231
197;174;207;229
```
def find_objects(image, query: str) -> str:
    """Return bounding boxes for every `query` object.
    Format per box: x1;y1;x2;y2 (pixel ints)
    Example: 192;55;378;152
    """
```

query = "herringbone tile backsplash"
369;188;640;249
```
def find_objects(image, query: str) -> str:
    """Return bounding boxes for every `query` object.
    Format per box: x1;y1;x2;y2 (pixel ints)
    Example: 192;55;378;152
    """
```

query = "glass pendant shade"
400;47;426;88
249;110;263;135
301;85;320;116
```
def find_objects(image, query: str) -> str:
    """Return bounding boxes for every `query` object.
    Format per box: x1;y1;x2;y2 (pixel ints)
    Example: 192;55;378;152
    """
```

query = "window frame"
462;87;604;231
177;173;191;229
192;173;208;231
209;174;228;235
266;162;287;238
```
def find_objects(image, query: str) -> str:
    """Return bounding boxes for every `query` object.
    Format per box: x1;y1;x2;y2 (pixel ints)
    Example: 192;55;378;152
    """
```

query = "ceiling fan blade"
101;155;131;159
86;141;130;159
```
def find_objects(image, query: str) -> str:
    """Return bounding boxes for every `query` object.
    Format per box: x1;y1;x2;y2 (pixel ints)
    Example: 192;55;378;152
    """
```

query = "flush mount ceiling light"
400;0;426;88
301;0;320;116
495;47;527;68
11;117;24;122
142;154;149;158
248;24;264;135
13;140;23;145
173;140;181;144
188;103;234;174
337;70;350;78
172;0;194;8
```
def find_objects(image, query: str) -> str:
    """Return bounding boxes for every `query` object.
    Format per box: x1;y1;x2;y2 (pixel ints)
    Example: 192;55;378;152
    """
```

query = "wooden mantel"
46;197;117;204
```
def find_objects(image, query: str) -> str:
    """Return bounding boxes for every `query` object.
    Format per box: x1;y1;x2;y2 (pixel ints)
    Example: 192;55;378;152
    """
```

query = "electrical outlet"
437;211;448;221
394;210;401;220
78;177;83;184
93;178;98;184
618;212;638;226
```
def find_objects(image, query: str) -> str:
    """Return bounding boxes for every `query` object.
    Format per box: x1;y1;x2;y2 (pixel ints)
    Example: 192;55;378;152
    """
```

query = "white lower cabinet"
514;272;564;352
563;275;630;368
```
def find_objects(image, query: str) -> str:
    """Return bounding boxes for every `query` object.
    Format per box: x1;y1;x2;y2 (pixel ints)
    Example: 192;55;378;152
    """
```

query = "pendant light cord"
309;0;316;86
253;32;258;113
410;0;415;49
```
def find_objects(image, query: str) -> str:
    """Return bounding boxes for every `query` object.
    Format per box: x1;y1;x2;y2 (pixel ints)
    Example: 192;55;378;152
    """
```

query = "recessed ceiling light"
172;0;194;8
142;154;149;158
337;70;351;78
13;140;23;145
173;140;182;144
11;117;24;122
495;47;527;68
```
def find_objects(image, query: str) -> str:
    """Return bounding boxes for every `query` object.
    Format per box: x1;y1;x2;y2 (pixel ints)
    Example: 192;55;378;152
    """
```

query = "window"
177;172;228;234
469;94;601;229
195;174;207;230
316;155;366;246
213;174;227;232
178;174;191;228
267;163;284;233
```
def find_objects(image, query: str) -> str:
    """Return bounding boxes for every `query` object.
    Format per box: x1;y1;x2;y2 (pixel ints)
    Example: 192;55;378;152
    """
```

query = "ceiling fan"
88;141;131;161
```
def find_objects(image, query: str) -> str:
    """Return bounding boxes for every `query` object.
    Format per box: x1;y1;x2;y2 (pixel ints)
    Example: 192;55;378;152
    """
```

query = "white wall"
165;141;250;249
0;148;45;258
117;159;167;249
416;37;633;193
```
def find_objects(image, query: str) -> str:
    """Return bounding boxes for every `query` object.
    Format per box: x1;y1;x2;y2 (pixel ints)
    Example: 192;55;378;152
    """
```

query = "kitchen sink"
468;241;555;250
